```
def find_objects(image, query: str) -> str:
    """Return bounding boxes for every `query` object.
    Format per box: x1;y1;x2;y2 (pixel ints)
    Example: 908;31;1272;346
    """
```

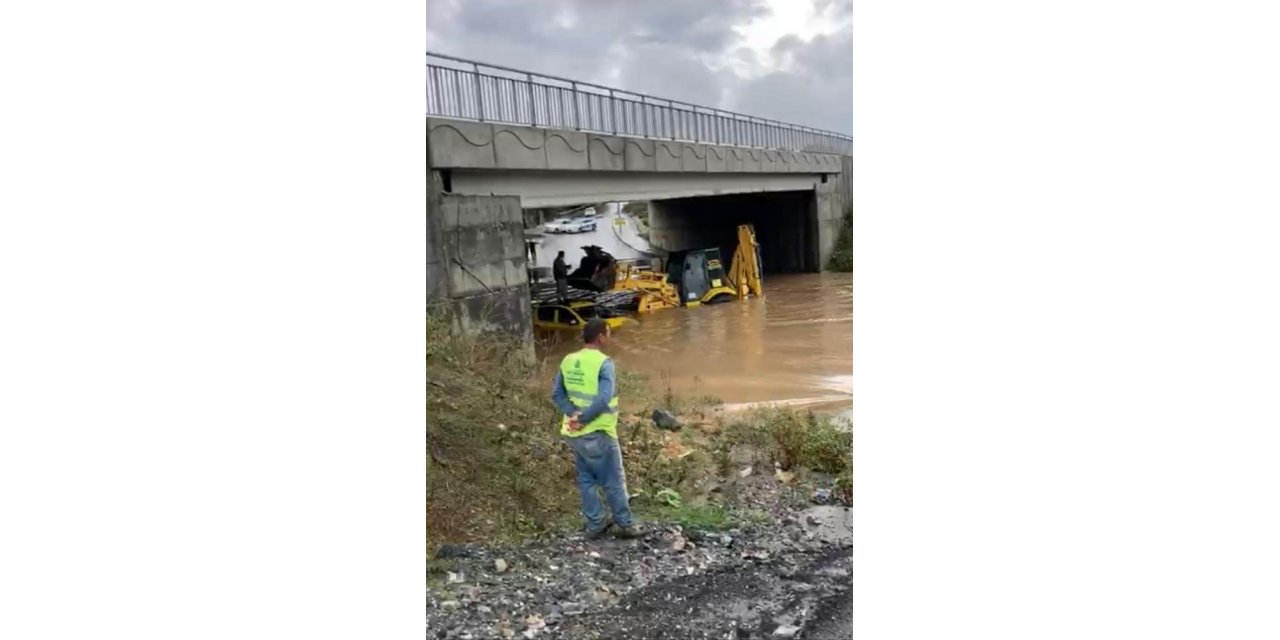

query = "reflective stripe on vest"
559;348;619;438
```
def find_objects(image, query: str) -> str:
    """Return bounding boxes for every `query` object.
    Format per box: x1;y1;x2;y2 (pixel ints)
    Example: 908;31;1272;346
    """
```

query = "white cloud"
425;0;850;133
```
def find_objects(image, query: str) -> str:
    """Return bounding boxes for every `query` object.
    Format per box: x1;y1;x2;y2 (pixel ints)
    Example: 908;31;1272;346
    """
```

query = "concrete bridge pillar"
427;135;534;349
812;179;844;269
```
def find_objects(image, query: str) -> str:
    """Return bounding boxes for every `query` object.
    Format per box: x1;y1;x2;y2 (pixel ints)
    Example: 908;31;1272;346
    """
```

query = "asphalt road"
534;203;647;270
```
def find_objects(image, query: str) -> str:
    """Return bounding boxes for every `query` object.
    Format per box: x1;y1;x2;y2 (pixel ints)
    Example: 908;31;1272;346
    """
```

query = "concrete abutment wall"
427;169;534;349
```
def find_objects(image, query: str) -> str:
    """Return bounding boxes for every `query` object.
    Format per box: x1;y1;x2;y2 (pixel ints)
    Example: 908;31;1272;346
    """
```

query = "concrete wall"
426;165;535;349
833;155;852;218
437;194;532;341
648;190;819;274
428;119;533;345
812;178;844;269
426;132;448;302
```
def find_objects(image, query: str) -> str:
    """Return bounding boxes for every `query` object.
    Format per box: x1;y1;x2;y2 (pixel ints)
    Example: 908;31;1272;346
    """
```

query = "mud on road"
427;503;852;640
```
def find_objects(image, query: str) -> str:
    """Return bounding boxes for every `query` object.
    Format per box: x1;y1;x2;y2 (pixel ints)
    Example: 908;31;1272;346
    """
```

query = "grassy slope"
427;316;851;554
621;201;650;241
427;315;580;550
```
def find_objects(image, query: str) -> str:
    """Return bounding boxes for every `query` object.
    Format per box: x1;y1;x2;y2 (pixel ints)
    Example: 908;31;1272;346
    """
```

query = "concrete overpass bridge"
425;52;852;337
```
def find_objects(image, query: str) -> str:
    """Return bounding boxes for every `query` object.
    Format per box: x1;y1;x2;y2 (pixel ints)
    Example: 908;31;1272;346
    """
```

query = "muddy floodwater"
537;271;852;421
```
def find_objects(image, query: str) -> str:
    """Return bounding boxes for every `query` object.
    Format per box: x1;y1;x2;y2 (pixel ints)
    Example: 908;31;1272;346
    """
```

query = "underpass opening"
647;190;819;275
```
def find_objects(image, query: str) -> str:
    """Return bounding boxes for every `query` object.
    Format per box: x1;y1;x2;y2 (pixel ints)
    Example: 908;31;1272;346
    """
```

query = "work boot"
613;524;643;539
584;519;613;540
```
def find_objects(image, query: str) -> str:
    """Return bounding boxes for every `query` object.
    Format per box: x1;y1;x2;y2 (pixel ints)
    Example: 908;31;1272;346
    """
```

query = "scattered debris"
495;558;509;573
773;624;801;637
593;586;619;605
739;466;754;478
671;534;687;553
660;440;690;459
652;408;681;431
435;543;474;559
812;488;833;504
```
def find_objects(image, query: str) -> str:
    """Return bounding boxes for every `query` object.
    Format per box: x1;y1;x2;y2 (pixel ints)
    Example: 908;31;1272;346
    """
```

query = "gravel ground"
427;498;851;640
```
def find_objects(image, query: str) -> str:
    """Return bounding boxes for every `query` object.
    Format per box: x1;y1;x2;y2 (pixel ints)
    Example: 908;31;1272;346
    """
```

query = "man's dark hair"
583;318;609;344
557;251;565;258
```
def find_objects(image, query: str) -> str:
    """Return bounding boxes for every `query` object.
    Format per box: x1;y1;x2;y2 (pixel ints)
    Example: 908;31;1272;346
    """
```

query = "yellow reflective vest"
559;348;619;438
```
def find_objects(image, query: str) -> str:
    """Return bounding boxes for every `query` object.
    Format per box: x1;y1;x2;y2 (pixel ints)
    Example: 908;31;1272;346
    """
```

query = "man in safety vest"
551;318;642;540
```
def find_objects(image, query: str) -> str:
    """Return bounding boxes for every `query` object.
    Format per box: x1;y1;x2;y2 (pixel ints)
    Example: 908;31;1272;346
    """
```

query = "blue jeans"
563;431;633;531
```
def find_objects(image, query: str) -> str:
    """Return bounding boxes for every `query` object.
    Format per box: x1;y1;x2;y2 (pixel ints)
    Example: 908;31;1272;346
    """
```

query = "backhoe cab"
665;224;764;307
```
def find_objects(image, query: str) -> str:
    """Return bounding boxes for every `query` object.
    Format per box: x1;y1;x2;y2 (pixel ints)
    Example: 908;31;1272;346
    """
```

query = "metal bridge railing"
426;52;852;156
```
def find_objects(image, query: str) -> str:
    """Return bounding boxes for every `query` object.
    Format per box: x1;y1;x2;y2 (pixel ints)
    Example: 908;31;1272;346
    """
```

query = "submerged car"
532;300;630;331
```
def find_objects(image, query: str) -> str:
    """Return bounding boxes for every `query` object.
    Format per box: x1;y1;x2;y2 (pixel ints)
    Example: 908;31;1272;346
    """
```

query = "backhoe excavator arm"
727;224;764;299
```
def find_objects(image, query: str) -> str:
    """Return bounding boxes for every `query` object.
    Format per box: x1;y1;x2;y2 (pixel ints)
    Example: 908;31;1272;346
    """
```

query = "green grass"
716;406;852;503
427;313;580;552
827;205;852;272
635;502;733;530
632;499;767;531
621;201;651;241
622;200;649;223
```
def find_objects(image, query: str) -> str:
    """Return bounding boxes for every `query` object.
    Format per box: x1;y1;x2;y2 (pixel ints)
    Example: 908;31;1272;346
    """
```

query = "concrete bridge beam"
427;118;846;176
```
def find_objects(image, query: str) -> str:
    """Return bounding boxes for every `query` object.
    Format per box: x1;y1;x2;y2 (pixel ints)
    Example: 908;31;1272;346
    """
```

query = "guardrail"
427;51;852;156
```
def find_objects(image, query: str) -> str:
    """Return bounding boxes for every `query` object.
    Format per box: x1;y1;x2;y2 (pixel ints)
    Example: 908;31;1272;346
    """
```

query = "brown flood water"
537;272;852;422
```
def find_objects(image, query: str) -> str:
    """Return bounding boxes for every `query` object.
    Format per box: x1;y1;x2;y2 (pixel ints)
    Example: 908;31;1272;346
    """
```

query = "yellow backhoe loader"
616;224;764;309
611;262;682;313
664;224;764;307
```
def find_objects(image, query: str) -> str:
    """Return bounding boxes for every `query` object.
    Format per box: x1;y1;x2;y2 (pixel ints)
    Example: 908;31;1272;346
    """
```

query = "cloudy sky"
426;0;852;135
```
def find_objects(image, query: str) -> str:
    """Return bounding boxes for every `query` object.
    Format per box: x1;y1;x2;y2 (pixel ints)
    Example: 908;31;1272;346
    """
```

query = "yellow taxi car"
532;300;631;331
